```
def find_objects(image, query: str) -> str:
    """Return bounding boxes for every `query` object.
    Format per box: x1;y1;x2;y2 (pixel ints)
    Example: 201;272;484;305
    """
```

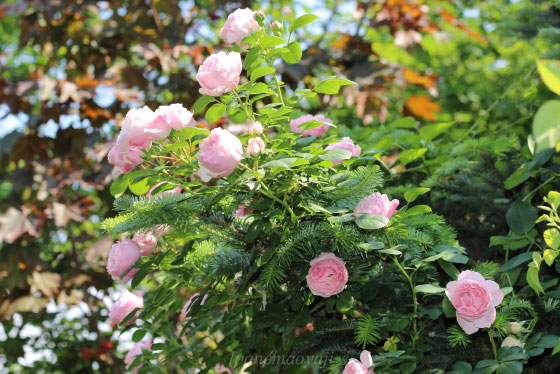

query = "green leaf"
547;190;560;210
356;214;390;230
110;174;128;198
439;260;460;279
527;266;544;294
536;335;560;348
129;175;151;195
319;149;353;161
496;362;522;374
415;284;446;294
399;361;417;374
281;42;303;64
205;103;226;124
289;14;319;33
552;340;560;355
399;148;427;166
390;117;416;129
250;66;275;81
178;127;209;140
403;205;432;217
442;296;456;318
544;229;560;250
249;82;273;95
336;291;354;313
404;187;430;203
533;100;560;153
259;35;285;49
314;77;357;95
537;59;560;95
192;95;215;114
506;201;538;233
499;252;534;273
244;47;260;70
132;329;147;342
504;164;534;190
419;122;453;142
261;157;302;168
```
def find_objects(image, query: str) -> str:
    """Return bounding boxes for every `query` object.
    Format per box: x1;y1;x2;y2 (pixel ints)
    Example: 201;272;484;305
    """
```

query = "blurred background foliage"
0;0;558;373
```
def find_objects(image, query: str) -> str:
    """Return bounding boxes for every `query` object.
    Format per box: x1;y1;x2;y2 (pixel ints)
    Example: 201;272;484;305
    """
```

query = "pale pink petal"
457;270;486;285
485;280;504;307
360;350;373;368
387;199;399;217
456;314;479;335
445;280;458;299
473;306;496;329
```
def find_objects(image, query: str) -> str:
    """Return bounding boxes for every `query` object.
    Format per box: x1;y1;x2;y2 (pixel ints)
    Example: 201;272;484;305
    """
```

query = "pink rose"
290;114;331;137
306;253;348;298
343;351;374;374
214;365;232;374
132;232;158;256
446;270;504;335
325;137;362;165
180;293;208;321
197;52;242;97
108;145;144;175
124;340;152;374
354;193;399;220
109;290;144;326
116;106;156;152
248;121;263;135
106;239;140;282
220;8;261;47
155;104;194;131
236;205;247;217
247;137;265;156
197;128;243;182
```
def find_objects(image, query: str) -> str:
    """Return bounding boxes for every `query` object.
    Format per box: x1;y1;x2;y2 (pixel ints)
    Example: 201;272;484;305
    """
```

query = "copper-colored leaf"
404;95;442;121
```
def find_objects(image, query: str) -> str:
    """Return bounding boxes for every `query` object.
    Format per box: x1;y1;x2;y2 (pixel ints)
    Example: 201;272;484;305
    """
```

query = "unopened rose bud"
254;10;265;26
271;21;284;35
509;322;522;335
247;137;265;157
248;121;263;135
501;336;523;348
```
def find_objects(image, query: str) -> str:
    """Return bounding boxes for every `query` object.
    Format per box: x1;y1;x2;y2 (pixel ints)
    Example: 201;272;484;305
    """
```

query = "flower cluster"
108;104;194;175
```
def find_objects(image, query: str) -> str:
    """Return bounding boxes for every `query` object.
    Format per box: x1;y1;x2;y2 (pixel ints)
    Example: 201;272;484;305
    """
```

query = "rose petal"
457;270;486;285
473;306;496;329
456;314;479;335
485;280;504;307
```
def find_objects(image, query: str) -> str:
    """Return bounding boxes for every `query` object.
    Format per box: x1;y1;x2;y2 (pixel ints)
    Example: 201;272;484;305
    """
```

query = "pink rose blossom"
132;232;158;256
445;270;504;335
248;121;263;135
214;365;232;374
290;114;331;137
197;128;243;182
236;205;247;217
354;193;399;220
343;351;374;374
124;340;152;374
106;239;140;282
324;137;362;165
197;52;242;97
247;137;265;157
220;8;261;47
180;293;208;321
155;104;194;131
306;253;348;298
116;106;157;152
109;290;144;326
108;145;144;175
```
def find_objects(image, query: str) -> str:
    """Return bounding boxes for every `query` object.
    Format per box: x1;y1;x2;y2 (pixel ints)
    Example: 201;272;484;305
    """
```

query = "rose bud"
248;121;264;135
247;137;265;157
220;8;262;47
197;128;243;182
106;239;140;282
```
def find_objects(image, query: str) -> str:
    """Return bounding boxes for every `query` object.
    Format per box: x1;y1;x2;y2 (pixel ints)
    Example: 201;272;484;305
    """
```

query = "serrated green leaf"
192;95;215;114
250;66;275;81
205;103;226;124
314;77;356;95
399;148;427;166
356;214;390;230
282;42;302;64
289;14;319;33
404;187;430;203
